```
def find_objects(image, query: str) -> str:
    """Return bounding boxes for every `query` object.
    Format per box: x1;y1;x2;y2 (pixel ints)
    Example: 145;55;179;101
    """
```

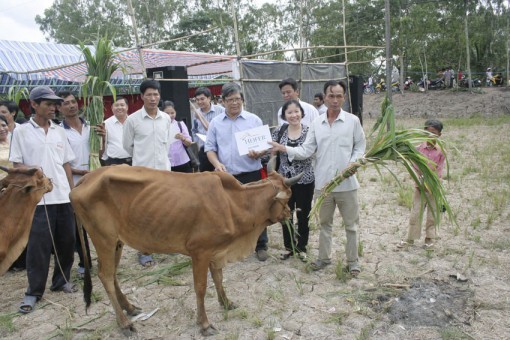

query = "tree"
35;0;133;46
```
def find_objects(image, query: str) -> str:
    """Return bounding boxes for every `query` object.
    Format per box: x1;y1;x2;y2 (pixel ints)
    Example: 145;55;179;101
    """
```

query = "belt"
233;170;260;178
109;157;132;162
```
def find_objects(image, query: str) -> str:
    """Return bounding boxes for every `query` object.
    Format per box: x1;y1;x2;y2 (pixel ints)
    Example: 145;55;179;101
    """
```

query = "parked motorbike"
363;82;373;94
488;73;504;86
375;79;400;93
418;78;445;90
458;76;482;88
403;77;414;90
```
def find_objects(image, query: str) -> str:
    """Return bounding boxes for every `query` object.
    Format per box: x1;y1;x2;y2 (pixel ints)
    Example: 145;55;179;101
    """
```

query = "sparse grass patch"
486;239;510;251
335;258;348;282
224;308;249;321
0;312;17;335
291;273;304;296
443;114;510;128
266;288;284;303
326;311;349;325
355;321;376;340
440;326;472;339
397;186;413;209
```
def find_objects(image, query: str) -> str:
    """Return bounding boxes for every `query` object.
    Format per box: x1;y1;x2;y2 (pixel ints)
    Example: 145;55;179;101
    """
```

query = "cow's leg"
95;240;136;336
191;256;218;336
209;265;237;310
112;241;141;316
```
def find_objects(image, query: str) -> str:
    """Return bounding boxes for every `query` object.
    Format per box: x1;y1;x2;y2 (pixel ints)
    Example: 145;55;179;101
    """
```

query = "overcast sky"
0;0;275;44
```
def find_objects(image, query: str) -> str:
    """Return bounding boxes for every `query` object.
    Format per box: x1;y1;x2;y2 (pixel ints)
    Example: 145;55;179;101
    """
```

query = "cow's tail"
76;215;93;310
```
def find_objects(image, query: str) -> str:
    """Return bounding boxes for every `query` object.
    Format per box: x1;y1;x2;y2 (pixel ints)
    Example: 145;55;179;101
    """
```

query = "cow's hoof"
224;301;238;310
127;305;142;316
121;324;137;337
201;324;218;336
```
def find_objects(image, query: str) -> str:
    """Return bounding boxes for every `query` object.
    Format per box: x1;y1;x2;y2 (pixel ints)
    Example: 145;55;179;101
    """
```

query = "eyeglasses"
225;97;243;104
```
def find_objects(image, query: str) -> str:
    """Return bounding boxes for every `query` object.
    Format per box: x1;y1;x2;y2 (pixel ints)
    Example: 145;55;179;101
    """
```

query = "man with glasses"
269;80;366;275
205;82;269;261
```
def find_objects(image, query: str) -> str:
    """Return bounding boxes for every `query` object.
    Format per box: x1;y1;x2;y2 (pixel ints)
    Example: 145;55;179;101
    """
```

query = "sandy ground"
1;87;510;340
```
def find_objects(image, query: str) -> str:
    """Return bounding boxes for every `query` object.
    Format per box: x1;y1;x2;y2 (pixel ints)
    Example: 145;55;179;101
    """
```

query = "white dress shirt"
62;118;90;185
123;107;171;170
102;115;131;160
286;109;366;192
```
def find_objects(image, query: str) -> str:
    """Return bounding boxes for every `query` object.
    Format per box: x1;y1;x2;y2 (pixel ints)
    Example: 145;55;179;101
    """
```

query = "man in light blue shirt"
205;82;269;261
270;80;366;276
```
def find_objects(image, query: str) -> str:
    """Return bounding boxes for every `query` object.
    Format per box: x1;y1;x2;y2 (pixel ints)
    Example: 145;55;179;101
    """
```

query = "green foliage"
7;87;29;106
80;37;120;170
35;0;508;77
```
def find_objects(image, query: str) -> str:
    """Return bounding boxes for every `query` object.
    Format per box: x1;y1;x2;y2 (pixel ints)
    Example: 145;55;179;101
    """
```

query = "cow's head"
265;157;303;223
0;166;53;203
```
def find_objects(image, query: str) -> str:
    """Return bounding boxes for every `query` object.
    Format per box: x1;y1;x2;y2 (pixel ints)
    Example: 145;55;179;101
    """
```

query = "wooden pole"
464;0;472;91
127;0;147;79
230;0;244;93
342;0;352;113
384;0;392;105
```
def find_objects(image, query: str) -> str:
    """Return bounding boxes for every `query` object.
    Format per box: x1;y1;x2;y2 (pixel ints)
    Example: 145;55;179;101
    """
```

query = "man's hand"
214;163;227;172
345;162;361;177
247;150;266;159
94;124;106;137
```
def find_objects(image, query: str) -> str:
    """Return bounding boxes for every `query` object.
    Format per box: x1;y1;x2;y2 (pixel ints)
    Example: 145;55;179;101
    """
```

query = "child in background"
398;119;446;249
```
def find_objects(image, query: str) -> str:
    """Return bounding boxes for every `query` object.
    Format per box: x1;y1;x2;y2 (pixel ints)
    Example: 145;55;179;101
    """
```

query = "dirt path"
1;87;509;339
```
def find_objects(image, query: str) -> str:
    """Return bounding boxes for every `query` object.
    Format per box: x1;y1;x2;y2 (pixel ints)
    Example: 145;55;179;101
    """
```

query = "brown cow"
70;160;300;336
0;166;53;275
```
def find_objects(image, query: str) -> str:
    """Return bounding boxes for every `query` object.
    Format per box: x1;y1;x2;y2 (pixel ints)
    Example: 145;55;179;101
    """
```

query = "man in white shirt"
122;79;171;267
123;79;171;171
59;91;92;278
270;80;366;276
100;97;132;165
313;93;327;115
10;86;77;314
276;78;319;127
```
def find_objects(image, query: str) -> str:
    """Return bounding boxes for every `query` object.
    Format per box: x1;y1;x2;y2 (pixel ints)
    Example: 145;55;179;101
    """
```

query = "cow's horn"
284;172;304;186
266;156;277;173
0;166;9;173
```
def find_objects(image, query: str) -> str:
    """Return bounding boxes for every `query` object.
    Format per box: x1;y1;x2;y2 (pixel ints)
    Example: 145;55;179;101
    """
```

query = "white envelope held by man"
235;125;272;156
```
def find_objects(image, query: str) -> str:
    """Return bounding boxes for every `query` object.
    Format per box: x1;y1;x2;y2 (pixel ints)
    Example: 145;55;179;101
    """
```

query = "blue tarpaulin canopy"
0;40;235;94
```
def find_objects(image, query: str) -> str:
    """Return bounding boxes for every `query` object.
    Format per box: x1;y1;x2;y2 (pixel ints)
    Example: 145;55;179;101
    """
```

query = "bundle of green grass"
311;97;454;227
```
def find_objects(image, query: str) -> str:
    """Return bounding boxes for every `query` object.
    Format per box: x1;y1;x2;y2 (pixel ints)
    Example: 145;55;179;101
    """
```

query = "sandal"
139;254;155;267
310;259;330;271
396;240;414;249
349;263;361;277
296;252;308;262
19;295;38;314
52;282;78;293
279;252;293;260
